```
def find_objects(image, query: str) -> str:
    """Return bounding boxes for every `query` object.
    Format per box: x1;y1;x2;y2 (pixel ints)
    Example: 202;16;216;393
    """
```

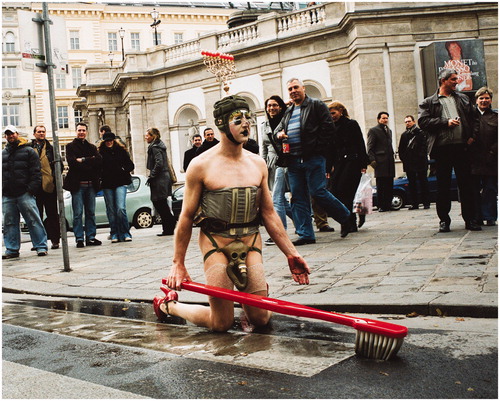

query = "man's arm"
27;147;42;195
418;98;448;132
164;159;204;290
258;159;310;285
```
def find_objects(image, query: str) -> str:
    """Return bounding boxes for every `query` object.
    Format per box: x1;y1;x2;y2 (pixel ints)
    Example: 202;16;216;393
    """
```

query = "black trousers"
35;190;60;244
433;144;475;224
153;199;177;234
376;177;393;210
406;170;430;207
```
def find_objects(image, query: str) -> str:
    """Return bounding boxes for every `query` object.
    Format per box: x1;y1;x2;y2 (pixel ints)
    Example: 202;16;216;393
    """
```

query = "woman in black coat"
145;127;177;236
327;101;369;236
99;132;135;242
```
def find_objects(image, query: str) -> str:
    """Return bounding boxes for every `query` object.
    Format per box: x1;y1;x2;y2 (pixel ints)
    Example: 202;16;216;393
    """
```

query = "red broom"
176;280;408;360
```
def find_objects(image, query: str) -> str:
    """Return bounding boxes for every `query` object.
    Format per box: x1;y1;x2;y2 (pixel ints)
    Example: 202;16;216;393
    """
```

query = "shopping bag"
353;173;373;215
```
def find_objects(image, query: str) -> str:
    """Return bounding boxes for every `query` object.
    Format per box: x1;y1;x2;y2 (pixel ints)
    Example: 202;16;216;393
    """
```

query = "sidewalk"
2;202;497;318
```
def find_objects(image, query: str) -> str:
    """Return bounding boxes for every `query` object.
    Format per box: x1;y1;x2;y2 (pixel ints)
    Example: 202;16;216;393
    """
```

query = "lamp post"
150;8;161;46
108;51;114;67
119;27;125;61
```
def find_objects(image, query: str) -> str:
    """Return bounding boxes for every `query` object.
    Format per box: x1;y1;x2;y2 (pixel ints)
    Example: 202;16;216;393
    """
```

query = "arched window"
4;32;15;52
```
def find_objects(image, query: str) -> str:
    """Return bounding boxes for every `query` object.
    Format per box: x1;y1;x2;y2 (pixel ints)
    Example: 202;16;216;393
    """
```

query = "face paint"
228;109;255;126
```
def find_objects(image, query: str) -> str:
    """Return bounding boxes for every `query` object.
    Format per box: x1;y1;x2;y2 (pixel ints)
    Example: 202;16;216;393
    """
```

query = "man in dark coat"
418;68;480;233
63;122;103;247
183;133;202;172
398;115;430;210
2;125;48;259
30;125;61;249
196;128;219;156
469;87;498;226
367;111;395;212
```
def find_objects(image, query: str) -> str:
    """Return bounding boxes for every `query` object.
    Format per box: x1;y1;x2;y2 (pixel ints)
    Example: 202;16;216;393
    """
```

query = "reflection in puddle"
3;302;354;377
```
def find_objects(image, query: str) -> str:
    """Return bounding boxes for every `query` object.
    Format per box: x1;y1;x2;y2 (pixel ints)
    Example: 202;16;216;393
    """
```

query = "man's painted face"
34;127;46;142
378;114;389;125
76;125;87;139
204;129;215;142
476;93;492;111
192;136;202;147
228;109;252;142
287;80;306;105
266;99;281;118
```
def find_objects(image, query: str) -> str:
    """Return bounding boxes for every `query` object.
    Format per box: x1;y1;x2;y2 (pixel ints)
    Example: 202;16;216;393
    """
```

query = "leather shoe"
86;238;102;246
486;220;496;227
76;240;85;248
2;253;19;259
157;232;174;236
340;224;350;238
319;225;335;232
358;214;366;228
423;205;430;209
439;221;450;233
408;205;419;210
465;221;482;231
292;238;316;246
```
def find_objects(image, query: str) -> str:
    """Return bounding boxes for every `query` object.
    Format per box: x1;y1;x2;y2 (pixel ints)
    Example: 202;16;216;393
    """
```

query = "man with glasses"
2;125;48;259
154;95;310;332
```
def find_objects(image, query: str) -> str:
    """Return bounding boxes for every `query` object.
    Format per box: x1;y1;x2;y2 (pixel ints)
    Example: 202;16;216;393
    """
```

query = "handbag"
268;132;288;167
353;172;373;215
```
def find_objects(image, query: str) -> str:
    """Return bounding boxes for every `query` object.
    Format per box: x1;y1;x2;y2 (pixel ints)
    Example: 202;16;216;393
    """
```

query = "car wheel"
133;208;154;229
391;194;404;210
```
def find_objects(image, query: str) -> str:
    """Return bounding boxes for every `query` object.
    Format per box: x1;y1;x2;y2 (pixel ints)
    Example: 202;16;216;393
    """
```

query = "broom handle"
179;281;407;338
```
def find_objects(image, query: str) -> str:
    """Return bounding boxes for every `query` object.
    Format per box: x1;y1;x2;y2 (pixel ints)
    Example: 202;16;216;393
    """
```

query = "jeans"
71;184;97;242
272;167;292;229
288;155;350;240
472;175;498;222
3;192;48;254
103;186;131;240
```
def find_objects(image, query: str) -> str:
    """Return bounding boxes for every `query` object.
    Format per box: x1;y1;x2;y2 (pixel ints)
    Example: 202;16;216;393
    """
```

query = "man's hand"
287;255;310;285
448;118;461;127
164;262;192;291
369;160;377;169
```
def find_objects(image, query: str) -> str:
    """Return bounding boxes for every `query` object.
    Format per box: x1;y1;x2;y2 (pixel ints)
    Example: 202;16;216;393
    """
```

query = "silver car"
64;175;155;230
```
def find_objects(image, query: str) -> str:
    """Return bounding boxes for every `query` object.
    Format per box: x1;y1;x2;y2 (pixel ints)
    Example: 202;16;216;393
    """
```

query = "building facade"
3;2;498;182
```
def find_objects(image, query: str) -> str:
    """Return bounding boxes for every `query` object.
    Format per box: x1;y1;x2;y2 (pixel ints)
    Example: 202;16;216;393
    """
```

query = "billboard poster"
434;39;487;92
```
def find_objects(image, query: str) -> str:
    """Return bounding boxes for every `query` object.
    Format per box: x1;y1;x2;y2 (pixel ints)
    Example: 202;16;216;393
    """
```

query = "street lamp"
119;27;125;61
108;51;114;67
150;8;161;46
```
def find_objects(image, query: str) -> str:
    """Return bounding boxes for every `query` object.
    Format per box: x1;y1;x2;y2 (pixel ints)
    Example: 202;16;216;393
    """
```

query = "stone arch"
172;104;202;171
303;79;327;100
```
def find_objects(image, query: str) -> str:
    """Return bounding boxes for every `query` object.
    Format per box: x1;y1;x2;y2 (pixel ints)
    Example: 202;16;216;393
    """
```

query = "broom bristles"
355;330;405;360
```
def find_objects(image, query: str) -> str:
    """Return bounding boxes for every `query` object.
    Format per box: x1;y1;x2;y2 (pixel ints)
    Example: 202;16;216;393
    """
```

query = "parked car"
171;185;185;218
64;175;156;230
372;164;458;210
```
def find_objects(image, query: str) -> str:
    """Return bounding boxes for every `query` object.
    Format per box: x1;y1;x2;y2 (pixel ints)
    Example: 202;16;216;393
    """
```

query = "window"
69;31;80;50
131;33;140;51
108;32;118;51
4;32;15;52
153;32;161;45
72;67;82;88
2;66;17;88
174;33;183;45
57;106;69;129
2;104;19;126
74;109;83;124
55;73;66;89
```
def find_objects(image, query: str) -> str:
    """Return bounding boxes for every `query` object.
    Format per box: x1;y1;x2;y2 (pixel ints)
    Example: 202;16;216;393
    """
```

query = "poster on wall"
421;39;487;97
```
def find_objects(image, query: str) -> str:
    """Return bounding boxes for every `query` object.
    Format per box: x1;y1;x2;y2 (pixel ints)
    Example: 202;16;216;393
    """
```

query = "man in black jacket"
31;125;61;249
63;122;103;247
274;78;350;244
183;133;202;172
398;115;430;210
418;68;480;233
2;125;48;259
196;128;219;156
